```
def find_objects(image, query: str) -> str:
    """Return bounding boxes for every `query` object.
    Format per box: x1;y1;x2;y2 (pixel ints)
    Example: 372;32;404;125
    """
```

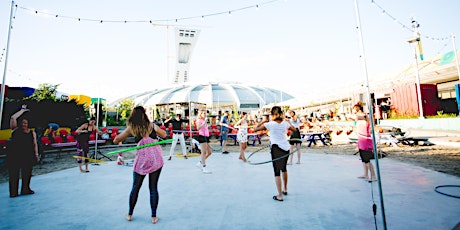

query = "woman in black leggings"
114;106;166;224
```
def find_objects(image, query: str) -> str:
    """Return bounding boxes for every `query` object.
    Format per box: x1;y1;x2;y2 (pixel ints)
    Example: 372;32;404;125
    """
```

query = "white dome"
111;83;294;112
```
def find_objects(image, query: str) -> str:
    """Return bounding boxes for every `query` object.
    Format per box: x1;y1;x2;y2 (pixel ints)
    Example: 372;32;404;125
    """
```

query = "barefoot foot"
152;217;159;224
126;215;132;221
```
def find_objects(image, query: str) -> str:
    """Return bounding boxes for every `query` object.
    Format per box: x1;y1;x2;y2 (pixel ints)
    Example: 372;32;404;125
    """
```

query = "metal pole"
353;0;387;229
452;33;460;81
410;20;424;119
452;33;460;116
0;1;15;129
93;97;101;165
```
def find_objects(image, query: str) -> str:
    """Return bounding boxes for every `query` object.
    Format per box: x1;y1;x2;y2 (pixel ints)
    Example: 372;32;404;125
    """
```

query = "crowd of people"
6;102;381;225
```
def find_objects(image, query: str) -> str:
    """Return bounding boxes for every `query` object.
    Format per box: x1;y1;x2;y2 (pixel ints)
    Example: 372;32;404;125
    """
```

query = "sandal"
273;196;283;202
282;191;288;196
368;177;377;182
126;215;132;221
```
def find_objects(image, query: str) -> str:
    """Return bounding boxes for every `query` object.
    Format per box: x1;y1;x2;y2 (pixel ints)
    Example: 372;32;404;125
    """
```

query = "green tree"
118;98;135;122
26;83;59;101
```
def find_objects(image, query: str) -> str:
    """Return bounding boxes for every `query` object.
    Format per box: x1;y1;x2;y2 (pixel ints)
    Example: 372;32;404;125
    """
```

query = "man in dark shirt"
164;114;189;160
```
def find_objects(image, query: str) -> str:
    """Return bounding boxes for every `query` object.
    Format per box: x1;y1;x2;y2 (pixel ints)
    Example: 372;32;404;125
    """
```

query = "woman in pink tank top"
353;102;377;182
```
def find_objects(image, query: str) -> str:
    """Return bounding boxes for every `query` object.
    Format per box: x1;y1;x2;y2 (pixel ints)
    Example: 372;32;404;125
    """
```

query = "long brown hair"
127;106;152;137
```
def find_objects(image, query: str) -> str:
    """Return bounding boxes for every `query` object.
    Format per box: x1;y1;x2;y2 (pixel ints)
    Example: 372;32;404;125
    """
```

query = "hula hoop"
247;138;303;165
208;142;223;152
72;156;107;164
106;138;174;156
434;185;460;199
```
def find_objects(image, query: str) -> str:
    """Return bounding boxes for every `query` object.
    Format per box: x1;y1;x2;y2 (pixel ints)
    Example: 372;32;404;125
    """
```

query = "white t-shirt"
289;118;301;129
264;120;291;151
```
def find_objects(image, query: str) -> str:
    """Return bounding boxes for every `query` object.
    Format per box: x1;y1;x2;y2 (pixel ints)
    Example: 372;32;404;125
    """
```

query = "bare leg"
78;162;84;172
358;162;369;179
205;144;212;159
274;176;283;200
296;143;301;164
239;142;247;162
368;162;377;181
288;146;294;165
282;171;288;194
200;143;207;166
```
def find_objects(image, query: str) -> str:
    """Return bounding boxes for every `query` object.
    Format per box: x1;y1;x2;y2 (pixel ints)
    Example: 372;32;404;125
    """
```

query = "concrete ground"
1;147;459;230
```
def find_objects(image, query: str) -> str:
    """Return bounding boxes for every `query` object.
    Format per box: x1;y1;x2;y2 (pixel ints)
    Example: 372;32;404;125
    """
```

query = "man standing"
220;111;229;154
164;114;189;160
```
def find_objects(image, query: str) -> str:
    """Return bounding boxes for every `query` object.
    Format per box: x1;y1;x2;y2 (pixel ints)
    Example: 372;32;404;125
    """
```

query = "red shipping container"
391;83;440;117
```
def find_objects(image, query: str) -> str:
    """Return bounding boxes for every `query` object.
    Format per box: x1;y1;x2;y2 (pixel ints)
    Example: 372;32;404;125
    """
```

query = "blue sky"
1;0;459;103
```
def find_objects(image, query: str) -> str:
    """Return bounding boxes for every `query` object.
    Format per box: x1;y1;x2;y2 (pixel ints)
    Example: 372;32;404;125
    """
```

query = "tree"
117;98;135;122
26;83;59;101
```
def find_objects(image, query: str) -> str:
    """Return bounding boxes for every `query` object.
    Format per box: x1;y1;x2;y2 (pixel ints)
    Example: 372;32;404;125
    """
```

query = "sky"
0;0;459;104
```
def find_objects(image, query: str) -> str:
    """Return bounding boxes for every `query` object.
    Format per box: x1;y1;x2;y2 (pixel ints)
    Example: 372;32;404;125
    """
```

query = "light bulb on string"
201;16;204;22
256;5;259;11
228;11;232;16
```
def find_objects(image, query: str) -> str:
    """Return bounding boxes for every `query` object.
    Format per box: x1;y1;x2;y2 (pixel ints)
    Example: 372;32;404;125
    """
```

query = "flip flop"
273;196;283;202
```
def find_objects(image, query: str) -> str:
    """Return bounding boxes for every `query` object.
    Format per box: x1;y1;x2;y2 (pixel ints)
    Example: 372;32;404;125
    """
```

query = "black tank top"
134;125;158;143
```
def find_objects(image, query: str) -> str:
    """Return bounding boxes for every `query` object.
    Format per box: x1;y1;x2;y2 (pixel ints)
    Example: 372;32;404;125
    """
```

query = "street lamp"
407;19;424;119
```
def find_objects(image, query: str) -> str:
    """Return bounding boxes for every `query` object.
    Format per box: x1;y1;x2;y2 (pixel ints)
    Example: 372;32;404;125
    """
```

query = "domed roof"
111;83;294;112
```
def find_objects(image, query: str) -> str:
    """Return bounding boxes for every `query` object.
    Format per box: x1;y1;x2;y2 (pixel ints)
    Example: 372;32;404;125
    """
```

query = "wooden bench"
42;140;107;159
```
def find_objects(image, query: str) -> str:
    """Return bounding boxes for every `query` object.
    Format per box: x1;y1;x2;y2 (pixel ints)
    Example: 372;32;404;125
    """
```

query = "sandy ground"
1;136;459;184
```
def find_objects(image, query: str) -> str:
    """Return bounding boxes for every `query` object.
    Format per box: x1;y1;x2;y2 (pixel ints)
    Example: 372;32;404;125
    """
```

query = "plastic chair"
110;132;117;140
41;136;51;146
111;127;119;134
66;135;76;142
54;136;63;143
59;129;69;137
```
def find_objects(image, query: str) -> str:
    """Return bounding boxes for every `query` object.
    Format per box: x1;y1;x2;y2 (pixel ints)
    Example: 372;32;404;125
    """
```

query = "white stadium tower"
174;28;200;84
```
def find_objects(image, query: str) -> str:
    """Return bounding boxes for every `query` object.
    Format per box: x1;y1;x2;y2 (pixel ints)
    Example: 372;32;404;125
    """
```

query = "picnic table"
301;132;330;147
223;133;262;146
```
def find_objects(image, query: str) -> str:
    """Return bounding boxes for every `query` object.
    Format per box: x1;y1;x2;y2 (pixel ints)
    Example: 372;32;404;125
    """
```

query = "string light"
371;0;450;42
14;0;282;24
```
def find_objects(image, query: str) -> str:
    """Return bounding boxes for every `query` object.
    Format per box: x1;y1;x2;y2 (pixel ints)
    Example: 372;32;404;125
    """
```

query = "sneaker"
196;161;202;170
202;166;212;174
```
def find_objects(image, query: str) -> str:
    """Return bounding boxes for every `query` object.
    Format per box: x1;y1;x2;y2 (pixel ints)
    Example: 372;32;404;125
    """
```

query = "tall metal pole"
452;33;460;116
452;33;460;81
353;0;387;229
93;97;101;165
409;19;424;119
0;1;15;129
